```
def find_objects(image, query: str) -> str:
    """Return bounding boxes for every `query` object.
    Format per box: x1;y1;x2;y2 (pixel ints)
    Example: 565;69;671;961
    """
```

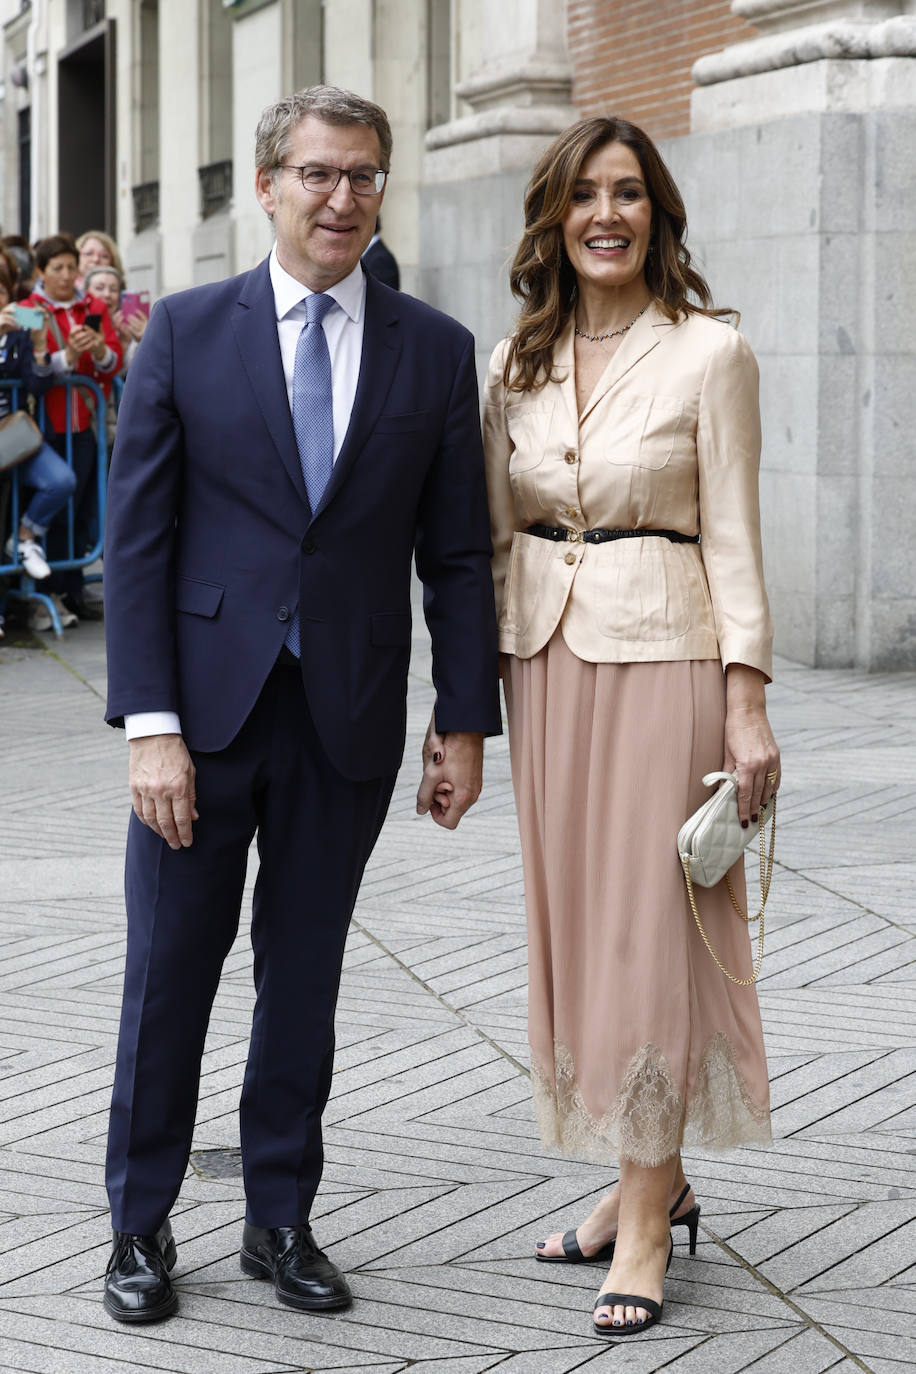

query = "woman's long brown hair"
503;117;734;393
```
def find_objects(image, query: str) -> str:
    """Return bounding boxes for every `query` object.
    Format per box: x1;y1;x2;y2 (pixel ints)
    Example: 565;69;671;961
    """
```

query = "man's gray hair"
255;85;393;174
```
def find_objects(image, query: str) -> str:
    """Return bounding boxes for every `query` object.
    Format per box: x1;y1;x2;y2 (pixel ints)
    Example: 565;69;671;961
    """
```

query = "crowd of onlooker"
0;228;149;640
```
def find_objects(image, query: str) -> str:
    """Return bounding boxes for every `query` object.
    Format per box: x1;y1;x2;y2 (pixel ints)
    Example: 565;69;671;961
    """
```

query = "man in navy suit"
102;85;500;1324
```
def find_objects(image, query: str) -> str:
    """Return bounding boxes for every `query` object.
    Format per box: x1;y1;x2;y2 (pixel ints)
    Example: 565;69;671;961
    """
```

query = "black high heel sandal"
593;1236;674;1337
668;1182;701;1256
536;1181;700;1264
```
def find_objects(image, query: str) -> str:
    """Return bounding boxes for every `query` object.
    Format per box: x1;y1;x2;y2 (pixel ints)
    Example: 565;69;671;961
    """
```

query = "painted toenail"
536;1240;545;1248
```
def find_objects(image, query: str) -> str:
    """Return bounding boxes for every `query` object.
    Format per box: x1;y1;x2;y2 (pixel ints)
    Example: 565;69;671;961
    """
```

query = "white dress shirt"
125;249;367;742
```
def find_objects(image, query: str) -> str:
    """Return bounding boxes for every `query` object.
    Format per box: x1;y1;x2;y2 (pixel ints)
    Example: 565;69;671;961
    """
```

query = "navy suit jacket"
104;260;501;781
361;238;400;291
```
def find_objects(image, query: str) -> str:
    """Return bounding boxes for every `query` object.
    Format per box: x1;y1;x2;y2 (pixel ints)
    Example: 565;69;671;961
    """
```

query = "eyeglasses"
276;164;388;196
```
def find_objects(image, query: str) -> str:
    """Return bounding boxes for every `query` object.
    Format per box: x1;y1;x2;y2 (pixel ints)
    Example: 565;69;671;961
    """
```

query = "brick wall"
567;1;757;140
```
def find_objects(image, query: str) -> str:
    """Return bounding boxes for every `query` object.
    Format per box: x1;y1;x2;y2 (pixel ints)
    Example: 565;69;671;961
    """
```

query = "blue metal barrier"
0;376;109;637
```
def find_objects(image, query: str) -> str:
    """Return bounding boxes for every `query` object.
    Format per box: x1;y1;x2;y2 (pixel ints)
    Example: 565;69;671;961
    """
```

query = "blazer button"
301;537;316;554
564;551;577;565
564;450;578;464
277;606;290;622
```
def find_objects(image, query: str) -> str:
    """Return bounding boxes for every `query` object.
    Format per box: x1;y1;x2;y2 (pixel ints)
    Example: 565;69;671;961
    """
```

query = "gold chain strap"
681;797;776;986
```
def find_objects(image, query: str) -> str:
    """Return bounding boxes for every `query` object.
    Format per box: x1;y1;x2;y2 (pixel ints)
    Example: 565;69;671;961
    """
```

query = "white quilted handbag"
677;771;776;985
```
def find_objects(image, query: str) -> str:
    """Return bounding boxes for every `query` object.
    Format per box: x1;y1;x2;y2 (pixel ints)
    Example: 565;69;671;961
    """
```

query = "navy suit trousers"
106;660;396;1233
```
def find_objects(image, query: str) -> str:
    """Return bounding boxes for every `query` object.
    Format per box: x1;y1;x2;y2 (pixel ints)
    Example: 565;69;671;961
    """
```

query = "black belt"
526;524;699;545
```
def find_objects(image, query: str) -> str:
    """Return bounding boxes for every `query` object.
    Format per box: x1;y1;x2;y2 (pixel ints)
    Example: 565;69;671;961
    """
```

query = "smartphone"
121;291;150;322
84;312;103;332
11;304;45;330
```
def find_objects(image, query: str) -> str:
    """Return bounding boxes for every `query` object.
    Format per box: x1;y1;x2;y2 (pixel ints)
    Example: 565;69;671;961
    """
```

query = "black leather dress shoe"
103;1222;178;1322
240;1223;352;1311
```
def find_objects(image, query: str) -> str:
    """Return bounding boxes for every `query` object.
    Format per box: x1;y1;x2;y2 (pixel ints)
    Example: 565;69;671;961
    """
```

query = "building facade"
2;0;914;670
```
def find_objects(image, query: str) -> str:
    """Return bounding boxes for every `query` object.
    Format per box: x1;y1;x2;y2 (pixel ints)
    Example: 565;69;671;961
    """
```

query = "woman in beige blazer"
481;118;780;1336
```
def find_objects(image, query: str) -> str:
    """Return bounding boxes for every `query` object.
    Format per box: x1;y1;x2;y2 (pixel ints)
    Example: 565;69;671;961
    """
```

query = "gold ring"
767;771;779;784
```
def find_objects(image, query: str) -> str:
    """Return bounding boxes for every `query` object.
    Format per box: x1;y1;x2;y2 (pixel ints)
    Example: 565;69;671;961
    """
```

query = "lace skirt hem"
531;1033;772;1169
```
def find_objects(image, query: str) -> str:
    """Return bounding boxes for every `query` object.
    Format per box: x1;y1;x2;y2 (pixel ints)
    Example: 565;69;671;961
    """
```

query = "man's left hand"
416;722;484;830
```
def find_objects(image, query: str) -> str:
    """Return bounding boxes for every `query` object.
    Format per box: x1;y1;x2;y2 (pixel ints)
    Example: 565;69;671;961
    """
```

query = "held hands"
723;664;781;826
29;302;50;356
0;302;48;354
416;715;484;830
66;324;106;365
129;733;199;849
113;308;147;345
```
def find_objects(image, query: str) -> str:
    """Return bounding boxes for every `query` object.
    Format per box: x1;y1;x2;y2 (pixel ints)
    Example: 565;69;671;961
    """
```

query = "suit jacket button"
277;606;290;622
564;551;577;565
564;451;578;464
301;538;316;554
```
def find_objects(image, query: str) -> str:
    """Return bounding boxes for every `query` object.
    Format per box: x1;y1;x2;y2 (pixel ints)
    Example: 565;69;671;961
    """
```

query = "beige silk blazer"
483;303;773;679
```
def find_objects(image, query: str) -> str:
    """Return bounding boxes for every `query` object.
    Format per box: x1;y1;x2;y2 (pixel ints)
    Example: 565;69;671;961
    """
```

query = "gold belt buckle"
565;529;583;543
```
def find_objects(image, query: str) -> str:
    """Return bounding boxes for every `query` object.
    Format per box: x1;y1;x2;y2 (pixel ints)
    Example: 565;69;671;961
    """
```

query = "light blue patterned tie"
286;291;335;657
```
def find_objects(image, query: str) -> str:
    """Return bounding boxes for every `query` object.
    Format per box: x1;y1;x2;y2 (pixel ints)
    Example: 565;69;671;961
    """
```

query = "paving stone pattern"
0;595;914;1373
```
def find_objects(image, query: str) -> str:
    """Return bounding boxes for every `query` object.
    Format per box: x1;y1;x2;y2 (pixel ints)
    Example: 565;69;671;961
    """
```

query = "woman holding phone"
24;235;122;619
0;259;77;584
82;267;148;373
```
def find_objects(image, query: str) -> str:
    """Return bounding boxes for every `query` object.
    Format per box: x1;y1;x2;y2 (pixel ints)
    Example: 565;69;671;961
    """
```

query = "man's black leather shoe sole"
103;1224;178;1323
240;1224;351;1311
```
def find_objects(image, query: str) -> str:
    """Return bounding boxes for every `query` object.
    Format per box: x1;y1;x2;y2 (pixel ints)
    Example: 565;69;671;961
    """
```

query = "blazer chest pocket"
505;403;553;472
176;576;224;618
374;411;429;434
603;394;685;470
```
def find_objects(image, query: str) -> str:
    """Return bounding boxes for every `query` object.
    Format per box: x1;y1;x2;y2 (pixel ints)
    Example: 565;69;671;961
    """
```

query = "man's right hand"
129;734;198;849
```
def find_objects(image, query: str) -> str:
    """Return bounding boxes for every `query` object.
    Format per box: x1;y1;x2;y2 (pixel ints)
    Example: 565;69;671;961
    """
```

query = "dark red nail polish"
433;751;442;764
741;819;749;829
751;813;758;823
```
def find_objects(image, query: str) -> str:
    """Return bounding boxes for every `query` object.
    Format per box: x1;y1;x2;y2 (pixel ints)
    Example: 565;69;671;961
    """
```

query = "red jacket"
25;286;123;433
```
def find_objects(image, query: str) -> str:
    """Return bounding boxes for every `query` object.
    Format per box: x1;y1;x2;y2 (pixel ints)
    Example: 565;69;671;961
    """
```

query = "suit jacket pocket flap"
370;612;411;646
373;411;429;434
176;576;225;618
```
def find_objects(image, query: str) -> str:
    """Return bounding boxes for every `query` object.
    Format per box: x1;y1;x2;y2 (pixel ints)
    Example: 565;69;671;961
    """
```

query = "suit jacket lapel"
577;301;677;426
232;259;310;511
311;271;401;520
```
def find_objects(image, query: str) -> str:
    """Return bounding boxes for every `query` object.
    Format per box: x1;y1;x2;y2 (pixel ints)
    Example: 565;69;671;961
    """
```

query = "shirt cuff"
49;349;71;375
96;348;118;373
124;711;182;740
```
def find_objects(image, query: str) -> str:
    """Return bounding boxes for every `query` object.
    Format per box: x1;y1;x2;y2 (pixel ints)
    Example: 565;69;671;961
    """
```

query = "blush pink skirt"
503;630;771;1167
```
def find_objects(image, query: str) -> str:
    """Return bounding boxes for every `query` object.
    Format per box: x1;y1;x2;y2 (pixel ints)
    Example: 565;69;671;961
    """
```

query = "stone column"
420;0;578;375
667;1;916;669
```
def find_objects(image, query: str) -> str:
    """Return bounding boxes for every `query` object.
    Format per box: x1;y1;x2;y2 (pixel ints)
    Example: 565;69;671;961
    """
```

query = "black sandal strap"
594;1292;662;1320
669;1182;691;1218
560;1229;586;1262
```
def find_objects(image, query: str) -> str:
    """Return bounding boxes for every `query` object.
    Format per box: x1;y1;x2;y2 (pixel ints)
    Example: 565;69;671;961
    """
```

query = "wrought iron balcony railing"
132;180;160;234
199;160;233;220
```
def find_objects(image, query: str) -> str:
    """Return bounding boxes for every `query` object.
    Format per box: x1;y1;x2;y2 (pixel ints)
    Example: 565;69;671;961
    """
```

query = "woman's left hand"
723;664;781;826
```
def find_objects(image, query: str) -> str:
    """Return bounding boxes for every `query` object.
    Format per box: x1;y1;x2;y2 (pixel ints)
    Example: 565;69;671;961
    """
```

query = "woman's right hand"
0;304;19;333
